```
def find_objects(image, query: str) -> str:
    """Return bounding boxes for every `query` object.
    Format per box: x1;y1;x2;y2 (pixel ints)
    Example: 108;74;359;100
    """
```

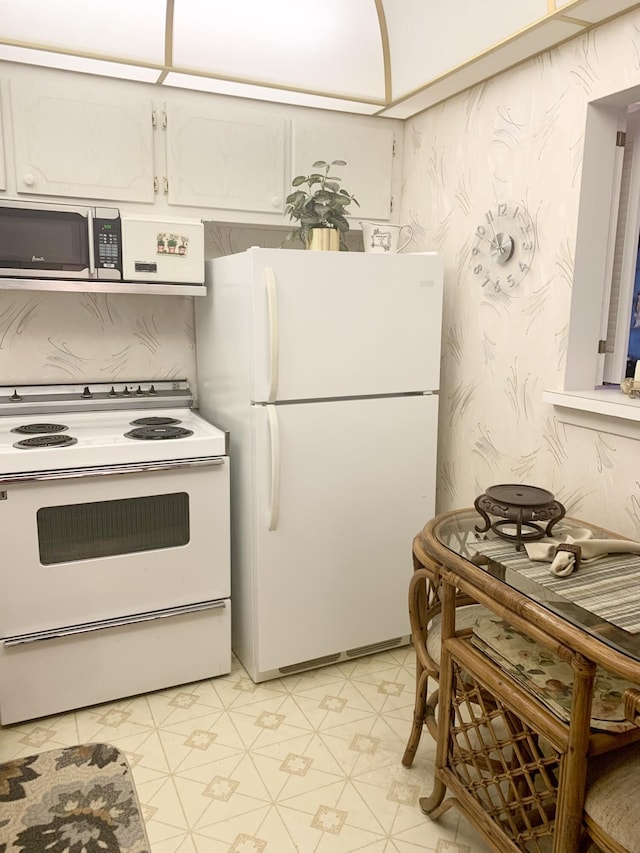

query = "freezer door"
249;249;443;402
249;393;438;674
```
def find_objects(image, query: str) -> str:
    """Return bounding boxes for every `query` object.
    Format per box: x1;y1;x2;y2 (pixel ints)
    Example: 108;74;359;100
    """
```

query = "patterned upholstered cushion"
471;614;639;732
426;604;489;663
585;741;640;852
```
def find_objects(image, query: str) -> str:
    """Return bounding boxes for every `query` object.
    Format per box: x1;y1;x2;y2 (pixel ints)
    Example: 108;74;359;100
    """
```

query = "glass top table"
422;508;640;665
409;508;640;852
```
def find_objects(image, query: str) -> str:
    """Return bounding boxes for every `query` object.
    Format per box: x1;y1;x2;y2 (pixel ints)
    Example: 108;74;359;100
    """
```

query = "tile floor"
0;646;494;852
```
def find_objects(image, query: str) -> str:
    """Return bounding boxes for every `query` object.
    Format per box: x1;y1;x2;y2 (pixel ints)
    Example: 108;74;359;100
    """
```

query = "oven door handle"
0;456;225;484
4;600;227;646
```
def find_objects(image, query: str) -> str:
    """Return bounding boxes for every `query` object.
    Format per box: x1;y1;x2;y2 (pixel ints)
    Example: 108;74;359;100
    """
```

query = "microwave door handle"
266;403;280;531
87;209;96;275
265;267;279;403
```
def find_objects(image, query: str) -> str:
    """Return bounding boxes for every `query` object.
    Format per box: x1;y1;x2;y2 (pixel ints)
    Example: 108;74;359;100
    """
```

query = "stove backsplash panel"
0;290;197;387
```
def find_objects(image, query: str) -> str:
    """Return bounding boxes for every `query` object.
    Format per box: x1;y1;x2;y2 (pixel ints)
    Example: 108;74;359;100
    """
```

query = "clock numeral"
485;210;494;224
471;246;479;256
522;240;534;250
507;274;515;287
494;282;502;293
519;262;528;272
512;205;520;219
497;203;507;216
474;264;483;275
476;226;486;237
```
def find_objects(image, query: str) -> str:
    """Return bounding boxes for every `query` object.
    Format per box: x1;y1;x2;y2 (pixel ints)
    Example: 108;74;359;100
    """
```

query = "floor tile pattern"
0;647;495;852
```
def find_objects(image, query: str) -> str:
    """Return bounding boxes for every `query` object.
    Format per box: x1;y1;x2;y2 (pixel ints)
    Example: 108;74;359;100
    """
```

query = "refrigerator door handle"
266;404;281;531
265;267;280;403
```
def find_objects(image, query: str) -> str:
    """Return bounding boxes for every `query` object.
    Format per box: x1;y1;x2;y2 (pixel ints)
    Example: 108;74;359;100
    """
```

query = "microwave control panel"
93;212;122;279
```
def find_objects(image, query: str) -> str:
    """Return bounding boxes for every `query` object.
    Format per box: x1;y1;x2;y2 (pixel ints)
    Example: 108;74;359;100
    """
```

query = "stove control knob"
10;389;22;401
82;386;92;399
109;386;117;396
135;385;144;396
149;385;156;395
122;386;130;396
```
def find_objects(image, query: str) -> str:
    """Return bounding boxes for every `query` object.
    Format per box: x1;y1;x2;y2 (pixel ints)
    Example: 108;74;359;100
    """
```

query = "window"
603;108;640;384
543;84;640;435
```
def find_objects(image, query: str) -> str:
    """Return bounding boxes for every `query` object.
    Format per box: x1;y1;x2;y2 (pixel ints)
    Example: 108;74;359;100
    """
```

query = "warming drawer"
0;600;231;724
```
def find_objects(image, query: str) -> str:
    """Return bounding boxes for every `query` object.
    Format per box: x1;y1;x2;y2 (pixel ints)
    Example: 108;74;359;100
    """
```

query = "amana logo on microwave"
32;256;45;262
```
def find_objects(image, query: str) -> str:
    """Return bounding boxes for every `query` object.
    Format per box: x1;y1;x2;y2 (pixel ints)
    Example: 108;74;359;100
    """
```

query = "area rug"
0;742;150;853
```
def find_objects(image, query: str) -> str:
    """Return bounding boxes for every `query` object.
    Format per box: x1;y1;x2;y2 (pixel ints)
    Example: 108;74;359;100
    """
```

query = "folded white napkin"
524;529;640;577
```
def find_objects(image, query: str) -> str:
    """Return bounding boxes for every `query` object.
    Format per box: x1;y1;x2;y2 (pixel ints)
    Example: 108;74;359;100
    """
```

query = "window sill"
543;388;640;438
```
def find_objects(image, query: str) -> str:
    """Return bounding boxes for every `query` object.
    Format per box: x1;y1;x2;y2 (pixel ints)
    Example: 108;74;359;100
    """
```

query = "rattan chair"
402;566;488;766
581;689;640;853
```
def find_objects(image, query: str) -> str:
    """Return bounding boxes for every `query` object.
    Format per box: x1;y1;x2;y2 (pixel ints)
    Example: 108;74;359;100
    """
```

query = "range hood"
0;0;637;117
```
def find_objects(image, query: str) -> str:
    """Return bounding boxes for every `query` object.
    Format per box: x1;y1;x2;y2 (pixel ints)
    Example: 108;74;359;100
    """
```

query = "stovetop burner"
11;423;69;435
124;425;194;441
13;434;78;450
130;417;181;427
0;380;227;474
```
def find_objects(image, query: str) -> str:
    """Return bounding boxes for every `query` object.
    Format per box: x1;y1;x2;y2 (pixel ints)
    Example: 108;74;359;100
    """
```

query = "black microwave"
0;200;123;281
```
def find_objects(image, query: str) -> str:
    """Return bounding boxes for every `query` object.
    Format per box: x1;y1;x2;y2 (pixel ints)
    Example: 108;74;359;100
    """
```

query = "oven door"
0;457;230;636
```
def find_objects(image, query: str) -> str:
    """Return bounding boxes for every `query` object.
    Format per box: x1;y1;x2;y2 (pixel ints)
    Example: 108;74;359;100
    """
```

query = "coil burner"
124;425;194;440
129;417;181;427
13;434;78;449
474;484;566;551
11;423;69;434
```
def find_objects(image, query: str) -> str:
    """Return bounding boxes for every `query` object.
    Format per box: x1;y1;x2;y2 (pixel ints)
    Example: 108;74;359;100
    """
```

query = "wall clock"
468;201;536;295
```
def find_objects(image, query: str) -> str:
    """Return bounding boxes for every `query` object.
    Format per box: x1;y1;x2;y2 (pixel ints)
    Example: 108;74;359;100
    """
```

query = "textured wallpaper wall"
399;8;640;537
0;290;197;388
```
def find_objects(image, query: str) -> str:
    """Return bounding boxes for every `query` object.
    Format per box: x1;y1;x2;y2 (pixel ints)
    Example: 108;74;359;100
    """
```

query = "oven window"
37;493;190;564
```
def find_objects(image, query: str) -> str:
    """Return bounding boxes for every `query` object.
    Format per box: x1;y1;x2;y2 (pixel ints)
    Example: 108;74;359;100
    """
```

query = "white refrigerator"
195;247;443;682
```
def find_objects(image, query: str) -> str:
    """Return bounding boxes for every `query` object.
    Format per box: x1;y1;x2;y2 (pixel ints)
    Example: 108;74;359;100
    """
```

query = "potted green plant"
285;159;359;251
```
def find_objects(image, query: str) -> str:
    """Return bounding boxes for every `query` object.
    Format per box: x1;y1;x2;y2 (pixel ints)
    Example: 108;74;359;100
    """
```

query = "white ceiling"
0;0;638;118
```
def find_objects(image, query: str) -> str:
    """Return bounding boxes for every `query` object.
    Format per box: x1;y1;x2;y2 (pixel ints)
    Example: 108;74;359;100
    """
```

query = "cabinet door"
292;116;395;222
166;102;289;213
10;76;155;202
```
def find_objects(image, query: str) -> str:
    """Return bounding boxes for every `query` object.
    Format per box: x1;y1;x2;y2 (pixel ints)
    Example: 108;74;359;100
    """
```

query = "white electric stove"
0;379;231;725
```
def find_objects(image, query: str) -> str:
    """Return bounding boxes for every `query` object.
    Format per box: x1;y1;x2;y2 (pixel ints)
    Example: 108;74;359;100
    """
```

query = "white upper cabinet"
165;101;289;213
9;75;155;203
0;63;401;226
292;116;395;222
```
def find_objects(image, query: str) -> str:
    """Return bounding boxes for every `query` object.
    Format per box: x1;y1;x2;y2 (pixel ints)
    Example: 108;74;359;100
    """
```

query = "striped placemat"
468;538;640;634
